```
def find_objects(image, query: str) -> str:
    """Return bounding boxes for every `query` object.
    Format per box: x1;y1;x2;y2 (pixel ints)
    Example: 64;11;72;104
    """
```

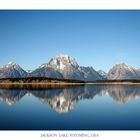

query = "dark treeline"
0;77;85;83
1;77;140;84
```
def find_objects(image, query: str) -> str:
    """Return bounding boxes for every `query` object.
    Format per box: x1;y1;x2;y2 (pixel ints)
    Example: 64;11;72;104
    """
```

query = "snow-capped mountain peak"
48;54;79;70
115;63;132;68
30;54;104;81
107;63;140;80
113;63;137;74
0;62;27;78
4;62;17;68
8;62;16;65
56;54;69;60
56;54;78;66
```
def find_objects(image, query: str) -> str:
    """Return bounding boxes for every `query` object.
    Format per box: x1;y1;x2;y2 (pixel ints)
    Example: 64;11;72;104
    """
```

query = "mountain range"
0;54;140;80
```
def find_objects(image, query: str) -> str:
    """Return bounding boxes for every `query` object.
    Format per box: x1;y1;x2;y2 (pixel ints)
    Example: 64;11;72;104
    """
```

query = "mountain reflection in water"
0;84;140;113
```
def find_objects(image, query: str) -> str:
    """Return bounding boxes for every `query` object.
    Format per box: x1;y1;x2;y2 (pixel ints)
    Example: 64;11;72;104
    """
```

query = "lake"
0;84;140;130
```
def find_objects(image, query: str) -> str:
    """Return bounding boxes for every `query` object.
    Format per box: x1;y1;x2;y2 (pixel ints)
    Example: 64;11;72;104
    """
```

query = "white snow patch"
39;63;47;68
59;61;65;70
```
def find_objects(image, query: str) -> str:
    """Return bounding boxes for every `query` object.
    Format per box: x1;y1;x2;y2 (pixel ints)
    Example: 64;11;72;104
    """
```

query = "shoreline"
1;82;140;85
86;82;140;85
1;78;140;85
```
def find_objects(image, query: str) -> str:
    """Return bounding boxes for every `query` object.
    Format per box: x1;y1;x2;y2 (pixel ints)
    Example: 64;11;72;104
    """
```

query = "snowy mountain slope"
0;62;27;78
107;63;140;80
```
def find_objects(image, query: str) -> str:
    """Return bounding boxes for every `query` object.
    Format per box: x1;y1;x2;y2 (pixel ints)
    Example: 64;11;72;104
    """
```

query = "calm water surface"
0;84;140;130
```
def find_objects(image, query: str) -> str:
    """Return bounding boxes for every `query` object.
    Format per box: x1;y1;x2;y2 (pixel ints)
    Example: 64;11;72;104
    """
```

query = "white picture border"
0;0;140;140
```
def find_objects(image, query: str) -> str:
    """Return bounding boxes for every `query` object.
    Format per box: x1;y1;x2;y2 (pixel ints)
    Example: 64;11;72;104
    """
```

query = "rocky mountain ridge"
0;55;140;80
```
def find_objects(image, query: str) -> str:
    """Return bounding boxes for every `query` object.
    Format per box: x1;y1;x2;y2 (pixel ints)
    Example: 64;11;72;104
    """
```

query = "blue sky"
0;10;140;72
